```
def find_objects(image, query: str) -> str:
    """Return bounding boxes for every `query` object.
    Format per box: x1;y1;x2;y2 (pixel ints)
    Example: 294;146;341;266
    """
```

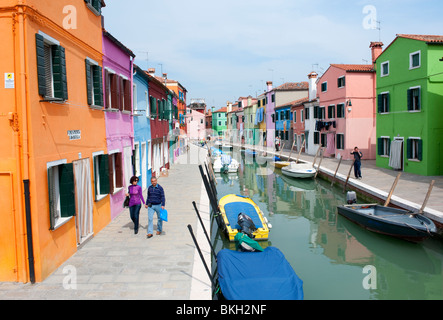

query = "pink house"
316;43;381;160
186;109;206;140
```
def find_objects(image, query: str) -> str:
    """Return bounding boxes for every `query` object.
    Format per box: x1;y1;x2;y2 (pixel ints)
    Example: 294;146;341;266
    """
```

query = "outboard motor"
346;191;357;204
221;164;229;174
237;212;257;238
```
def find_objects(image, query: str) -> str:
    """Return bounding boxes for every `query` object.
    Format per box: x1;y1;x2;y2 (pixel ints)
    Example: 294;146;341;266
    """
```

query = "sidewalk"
0;144;212;300
231;142;443;227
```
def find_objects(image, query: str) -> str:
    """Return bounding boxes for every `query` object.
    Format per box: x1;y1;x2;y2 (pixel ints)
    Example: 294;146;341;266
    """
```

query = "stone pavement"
231;142;443;226
0;143;212;300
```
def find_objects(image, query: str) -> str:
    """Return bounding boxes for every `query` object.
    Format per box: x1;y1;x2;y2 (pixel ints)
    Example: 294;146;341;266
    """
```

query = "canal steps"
225;142;443;231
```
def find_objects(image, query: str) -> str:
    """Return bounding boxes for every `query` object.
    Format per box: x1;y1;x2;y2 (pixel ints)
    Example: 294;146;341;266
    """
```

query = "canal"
210;151;443;300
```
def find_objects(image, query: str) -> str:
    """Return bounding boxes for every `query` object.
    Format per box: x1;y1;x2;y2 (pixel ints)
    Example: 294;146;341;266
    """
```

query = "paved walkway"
0;144;212;300
230;142;443;226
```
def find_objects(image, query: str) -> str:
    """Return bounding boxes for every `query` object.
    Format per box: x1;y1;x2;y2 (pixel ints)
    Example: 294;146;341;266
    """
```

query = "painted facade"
102;30;135;220
304;72;321;156
375;35;443;176
275;104;293;150
133;64;152;190
290;97;309;152
0;0;109;282
243;97;259;145
212;107;228;137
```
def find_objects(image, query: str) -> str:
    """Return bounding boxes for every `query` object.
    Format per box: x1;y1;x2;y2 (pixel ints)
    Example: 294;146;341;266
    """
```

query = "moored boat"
218;194;271;241
213;155;239;173
336;204;437;242
271;161;291;169
281;162;316;178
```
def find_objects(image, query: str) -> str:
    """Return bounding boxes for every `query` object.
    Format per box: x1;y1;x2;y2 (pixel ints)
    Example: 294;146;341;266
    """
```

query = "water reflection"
212;150;443;300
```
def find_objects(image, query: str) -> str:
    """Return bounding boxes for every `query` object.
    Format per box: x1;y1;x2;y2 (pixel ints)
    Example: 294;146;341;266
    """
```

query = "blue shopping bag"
160;208;168;222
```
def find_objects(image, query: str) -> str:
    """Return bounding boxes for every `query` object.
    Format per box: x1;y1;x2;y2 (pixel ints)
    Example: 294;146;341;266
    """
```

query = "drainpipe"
17;3;35;283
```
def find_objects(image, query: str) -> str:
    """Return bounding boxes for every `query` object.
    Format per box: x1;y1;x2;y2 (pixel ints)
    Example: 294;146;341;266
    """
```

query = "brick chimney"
307;72;318;101
370;42;384;65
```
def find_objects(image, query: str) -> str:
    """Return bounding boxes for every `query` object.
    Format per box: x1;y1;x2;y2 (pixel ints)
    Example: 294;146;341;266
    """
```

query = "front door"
73;158;93;246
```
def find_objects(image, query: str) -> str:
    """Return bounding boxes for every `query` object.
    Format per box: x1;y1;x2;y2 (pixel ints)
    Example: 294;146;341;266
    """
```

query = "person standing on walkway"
145;177;166;238
351;147;363;179
126;176;145;234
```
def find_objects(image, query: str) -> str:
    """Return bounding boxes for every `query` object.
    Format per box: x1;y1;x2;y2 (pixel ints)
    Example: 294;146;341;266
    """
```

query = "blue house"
132;64;152;190
274;104;293;150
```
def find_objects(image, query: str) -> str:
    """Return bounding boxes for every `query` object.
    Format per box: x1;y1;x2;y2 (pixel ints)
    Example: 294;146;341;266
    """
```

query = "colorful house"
265;81;309;148
243;97;259;145
165;75;187;131
0;0;109;282
212;107;228;137
146;69;170;177
316;43;379;160
290;97;310;152
132;64;152;190
186;100;206;140
274;103;293;150
256;93;267;146
375;35;443;176
304;72;321;156
102;30;135;220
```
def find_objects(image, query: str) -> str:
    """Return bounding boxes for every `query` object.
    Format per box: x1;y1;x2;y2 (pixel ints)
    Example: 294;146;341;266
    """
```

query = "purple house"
102;30;135;219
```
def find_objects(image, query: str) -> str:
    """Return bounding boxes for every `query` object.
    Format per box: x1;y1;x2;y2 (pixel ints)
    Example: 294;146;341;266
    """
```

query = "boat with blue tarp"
218;194;271;241
217;247;304;300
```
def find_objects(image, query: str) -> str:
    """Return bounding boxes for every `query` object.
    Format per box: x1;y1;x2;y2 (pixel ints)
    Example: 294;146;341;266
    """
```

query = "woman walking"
126;176;145;234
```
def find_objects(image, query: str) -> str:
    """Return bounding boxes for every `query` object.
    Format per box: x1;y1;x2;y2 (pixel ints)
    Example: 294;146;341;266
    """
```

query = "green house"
212;107;228;137
376;34;443;176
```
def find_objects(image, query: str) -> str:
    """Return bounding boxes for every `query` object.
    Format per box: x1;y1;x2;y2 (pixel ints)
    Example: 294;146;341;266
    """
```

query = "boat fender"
267;223;273;229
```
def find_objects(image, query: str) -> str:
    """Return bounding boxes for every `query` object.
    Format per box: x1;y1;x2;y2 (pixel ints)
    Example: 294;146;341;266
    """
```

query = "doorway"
73;159;93;246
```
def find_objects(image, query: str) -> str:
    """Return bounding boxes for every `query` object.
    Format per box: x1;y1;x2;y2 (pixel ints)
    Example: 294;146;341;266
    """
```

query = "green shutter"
417;139;423;161
35;33;47;96
386;93;390;112
48;166;57;230
407;89;413;111
59;163;76;218
93;65;104;106
150;96;157;118
377;138;383;156
85;59;93;105
52;45;68;100
406;139;412;159
99;154;110;195
377;94;383;113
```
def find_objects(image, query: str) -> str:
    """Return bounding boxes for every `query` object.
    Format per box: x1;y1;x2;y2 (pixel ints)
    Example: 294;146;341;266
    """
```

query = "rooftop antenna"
139;51;149;69
376;20;382;42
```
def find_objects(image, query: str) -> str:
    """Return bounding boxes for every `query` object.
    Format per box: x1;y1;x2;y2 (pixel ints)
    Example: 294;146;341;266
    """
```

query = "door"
0;173;18;281
73;159;94;245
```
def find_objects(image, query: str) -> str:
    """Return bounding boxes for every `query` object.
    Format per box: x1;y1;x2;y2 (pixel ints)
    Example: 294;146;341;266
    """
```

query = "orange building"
0;0;109;283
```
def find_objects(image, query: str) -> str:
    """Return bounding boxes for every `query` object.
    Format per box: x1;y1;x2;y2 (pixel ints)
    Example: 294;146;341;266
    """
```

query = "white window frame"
381;61;390;77
380;136;390;157
380;91;390;114
338;76;345;88
321;81;328;92
47;159;72;229
336;133;345;150
408;86;421;112
408;137;422;161
409;50;421;70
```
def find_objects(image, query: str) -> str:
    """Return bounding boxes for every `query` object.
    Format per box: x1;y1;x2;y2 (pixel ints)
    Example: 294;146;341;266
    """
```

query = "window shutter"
104;69;110;108
108;155;114;194
52;45;68;100
59;163;76;218
93;65;104;106
416;88;421;109
118;76;124;111
47;167;58;230
407;89;413;111
110;74;118;109
124;79;131;112
406;139;412;159
35;34;47;96
99;154;110;194
417;139;423;161
115;153;123;188
85;59;93;105
377;138;383;155
150;96;157;118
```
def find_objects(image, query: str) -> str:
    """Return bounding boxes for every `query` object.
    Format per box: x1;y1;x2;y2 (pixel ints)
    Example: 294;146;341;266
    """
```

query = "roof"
103;30;136;58
213;107;228;113
273;82;309;91
275;97;309;109
330;64;375;72
397;34;443;44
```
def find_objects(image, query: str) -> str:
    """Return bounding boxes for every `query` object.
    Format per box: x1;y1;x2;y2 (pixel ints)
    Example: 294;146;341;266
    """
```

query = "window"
321;82;328;92
319;107;325;120
109;151;124;194
337;76;345;88
93;152;110;201
410;51;421;69
407;87;421;111
104;70;131;112
145;91;150;118
378;92;390;113
313;132;320;145
85;0;103;15
85;58;103;107
150;96;157;118
271;94;275;103
407;138;423;161
377;137;390;157
35;33;68;101
47;160;75;230
293;111;297;123
321;133;327;148
336;134;344;150
381;61;389;77
328;105;335;119
305;107;310;120
301;110;304;122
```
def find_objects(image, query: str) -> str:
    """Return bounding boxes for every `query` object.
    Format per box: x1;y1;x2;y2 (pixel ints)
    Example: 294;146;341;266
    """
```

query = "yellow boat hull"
272;161;290;169
219;194;270;242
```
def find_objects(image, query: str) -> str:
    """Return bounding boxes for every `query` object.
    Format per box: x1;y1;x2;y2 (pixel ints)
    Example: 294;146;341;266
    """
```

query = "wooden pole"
296;139;306;164
288;140;296;162
384;172;402;207
312;145;322;168
314;148;324;179
343;159;356;193
418;180;435;214
331;156;343;187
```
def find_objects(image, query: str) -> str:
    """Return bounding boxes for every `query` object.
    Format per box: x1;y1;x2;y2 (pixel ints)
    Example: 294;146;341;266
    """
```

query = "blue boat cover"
224;201;263;229
217;247;303;300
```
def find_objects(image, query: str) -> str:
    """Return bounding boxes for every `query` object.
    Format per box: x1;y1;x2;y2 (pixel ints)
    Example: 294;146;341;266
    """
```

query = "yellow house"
0;0;110;283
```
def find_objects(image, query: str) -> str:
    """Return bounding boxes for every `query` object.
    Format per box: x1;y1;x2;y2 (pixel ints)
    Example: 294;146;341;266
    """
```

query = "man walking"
145;177;166;238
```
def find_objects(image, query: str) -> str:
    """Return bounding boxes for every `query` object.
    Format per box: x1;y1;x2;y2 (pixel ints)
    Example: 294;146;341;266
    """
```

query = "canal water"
210;151;443;300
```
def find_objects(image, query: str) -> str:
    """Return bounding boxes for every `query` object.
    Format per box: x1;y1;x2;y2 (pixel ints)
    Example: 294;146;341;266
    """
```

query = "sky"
102;0;443;109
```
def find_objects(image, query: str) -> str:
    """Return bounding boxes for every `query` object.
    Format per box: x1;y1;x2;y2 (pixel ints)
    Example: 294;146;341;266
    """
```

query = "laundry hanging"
389;140;403;170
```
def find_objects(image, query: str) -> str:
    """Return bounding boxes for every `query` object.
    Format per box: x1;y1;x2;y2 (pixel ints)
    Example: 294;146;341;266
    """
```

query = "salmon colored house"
0;0;110;283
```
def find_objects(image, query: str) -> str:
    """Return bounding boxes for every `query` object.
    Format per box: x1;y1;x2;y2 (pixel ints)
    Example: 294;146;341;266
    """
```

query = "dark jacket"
351;151;363;162
147;184;165;206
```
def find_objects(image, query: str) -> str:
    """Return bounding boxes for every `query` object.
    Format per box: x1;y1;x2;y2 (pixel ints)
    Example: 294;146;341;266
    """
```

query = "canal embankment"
227;142;443;232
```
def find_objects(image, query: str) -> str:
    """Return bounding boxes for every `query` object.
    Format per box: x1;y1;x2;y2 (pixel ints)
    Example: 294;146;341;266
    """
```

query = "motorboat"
281;162;316;179
336;204;437;243
213;155;239;173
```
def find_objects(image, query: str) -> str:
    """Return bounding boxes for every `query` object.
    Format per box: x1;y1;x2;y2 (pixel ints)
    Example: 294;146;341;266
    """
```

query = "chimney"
227;101;232;113
163;73;167;79
266;81;273;92
147;68;155;75
370;42;384;65
247;96;252;106
307;72;318;101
